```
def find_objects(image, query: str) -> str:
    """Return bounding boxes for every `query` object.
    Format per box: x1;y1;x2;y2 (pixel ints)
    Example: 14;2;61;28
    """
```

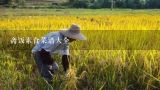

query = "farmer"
32;24;86;84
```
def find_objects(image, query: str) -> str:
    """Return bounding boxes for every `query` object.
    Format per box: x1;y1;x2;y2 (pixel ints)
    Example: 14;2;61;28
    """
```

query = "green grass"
1;8;160;16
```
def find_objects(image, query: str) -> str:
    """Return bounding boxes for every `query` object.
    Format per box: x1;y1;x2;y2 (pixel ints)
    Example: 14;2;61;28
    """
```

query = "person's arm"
62;55;70;72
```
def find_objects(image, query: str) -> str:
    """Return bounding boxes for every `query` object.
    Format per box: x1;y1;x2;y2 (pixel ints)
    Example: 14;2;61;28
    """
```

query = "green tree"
115;0;126;8
147;0;160;8
72;0;90;8
3;0;11;5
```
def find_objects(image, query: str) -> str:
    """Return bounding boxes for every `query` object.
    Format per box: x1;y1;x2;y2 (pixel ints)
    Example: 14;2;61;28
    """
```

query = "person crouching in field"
32;24;86;84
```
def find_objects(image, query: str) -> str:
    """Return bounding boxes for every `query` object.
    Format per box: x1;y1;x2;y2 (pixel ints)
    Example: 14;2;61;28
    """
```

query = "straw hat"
59;24;86;40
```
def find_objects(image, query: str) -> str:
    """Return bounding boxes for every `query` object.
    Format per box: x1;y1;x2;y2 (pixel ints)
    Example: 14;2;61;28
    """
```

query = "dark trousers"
33;49;58;81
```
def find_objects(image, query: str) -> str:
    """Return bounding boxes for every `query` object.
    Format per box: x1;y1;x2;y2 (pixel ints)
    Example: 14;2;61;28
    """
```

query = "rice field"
0;9;160;90
1;15;160;30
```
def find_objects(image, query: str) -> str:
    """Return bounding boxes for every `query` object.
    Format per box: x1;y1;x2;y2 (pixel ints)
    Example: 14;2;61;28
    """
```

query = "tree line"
0;0;160;9
69;0;160;9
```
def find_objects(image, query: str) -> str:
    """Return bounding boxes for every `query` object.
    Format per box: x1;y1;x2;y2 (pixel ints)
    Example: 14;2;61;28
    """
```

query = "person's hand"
52;62;59;71
48;62;59;74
